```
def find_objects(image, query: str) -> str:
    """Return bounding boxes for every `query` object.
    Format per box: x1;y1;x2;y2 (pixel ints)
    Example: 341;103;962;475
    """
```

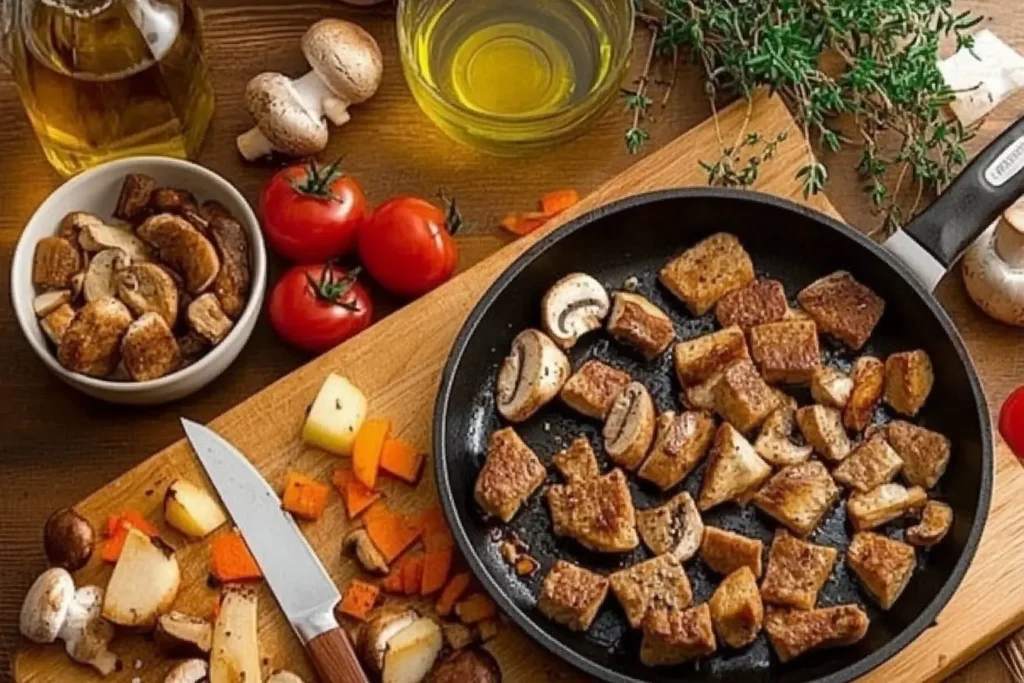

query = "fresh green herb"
627;0;982;234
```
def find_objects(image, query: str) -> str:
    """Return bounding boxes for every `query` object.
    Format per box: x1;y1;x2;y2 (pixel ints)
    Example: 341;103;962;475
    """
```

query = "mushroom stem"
236;127;275;162
995;214;1024;269
291;71;352;126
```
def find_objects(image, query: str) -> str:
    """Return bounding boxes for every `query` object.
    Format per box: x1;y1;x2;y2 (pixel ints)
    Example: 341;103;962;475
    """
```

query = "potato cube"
302;373;368;456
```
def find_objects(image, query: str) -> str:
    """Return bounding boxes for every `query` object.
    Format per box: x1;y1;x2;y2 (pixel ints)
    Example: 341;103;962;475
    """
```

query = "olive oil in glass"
2;0;215;176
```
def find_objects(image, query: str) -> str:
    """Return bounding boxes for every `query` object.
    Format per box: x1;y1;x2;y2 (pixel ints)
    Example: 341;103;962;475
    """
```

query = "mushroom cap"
496;329;571;422
245;72;329;156
541;273;611;349
20;568;75;644
302;19;383;105
43;508;96;572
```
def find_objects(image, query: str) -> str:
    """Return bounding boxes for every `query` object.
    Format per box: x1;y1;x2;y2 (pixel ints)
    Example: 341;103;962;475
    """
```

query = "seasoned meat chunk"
606;292;675;359
560;359;631;419
637;411;716;490
636;492;704;561
847;483;927;531
753;461;840;536
538;560;609;631
709;567;763;648
715;278;788;332
844;356;885;432
832;435;903;493
473;428;546;522
797;271;885;350
760;530;837;610
57;297;133;377
121;313;182;381
673;326;750;385
603;381;656;470
640;603;717;666
906;500;953;546
749;320;821;384
546;469;639;552
847;532;916;610
113;173;157;222
885;420;951;489
609;554;693;629
698;423;772;511
713;359;780;433
552;436;600;483
660;233;755;315
700;526;763;578
795;405;852;463
884;350;934;416
764;605;869;663
810;367;853;408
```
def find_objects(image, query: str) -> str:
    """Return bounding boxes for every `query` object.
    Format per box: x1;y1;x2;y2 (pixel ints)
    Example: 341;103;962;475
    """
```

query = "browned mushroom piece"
208;215;251;319
121;313;183;381
113;173;157;222
137;214;221;294
57;297;134;377
187;293;234;345
43;508;95;571
82;248;131;303
116;262;181;328
33;237;82;289
150;188;199;215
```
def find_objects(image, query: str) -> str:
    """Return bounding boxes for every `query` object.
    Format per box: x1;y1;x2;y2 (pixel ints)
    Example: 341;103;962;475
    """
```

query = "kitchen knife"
181;419;369;683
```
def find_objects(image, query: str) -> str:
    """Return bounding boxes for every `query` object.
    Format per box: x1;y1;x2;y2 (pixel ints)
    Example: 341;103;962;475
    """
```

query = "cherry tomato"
1001;385;1024;460
268;264;373;353
260;160;367;263
357;196;459;298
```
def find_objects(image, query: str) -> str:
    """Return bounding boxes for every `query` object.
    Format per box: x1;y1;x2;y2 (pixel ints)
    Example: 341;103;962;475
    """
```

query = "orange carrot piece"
365;505;421;563
210;530;263;583
120;511;160;537
500;212;551;237
540;189;580;215
101;525;129;563
436;572;472;617
101;511;160;562
455;593;498;624
419;507;454;552
339;580;380;621
104;514;122;538
352;418;390;489
331;468;383;519
281;472;330;521
402;553;424;596
379;438;425;485
421;548;453;596
381;568;405;594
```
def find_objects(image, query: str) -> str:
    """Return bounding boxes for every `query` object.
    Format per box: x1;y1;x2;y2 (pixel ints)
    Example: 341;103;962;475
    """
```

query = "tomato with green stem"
1001;385;1024;460
268;264;373;353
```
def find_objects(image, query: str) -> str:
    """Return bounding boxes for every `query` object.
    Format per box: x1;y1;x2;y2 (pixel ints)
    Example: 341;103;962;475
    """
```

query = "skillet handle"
896;116;1024;287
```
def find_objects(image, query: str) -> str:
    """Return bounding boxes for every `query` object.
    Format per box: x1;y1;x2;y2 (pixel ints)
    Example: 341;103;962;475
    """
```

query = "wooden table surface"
1;1;1022;681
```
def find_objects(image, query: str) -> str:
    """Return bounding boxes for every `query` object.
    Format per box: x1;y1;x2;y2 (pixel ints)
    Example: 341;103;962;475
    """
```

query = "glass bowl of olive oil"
398;0;634;155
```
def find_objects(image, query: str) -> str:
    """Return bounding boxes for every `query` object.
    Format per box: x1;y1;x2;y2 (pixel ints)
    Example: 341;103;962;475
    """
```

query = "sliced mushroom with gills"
155;611;213;657
76;218;154;262
495;329;570;422
603;381;656;470
540;273;611;349
83;248;131;303
359;606;419;674
116;262;180;327
343;528;390;575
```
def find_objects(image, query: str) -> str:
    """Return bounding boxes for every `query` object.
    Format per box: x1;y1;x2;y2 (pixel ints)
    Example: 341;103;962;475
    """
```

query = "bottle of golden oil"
398;0;634;154
1;0;215;176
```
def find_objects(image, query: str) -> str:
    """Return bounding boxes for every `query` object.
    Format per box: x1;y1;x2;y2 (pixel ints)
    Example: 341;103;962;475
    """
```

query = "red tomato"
357;196;459;297
268;264;373;353
1001;385;1024;460
260;160;367;263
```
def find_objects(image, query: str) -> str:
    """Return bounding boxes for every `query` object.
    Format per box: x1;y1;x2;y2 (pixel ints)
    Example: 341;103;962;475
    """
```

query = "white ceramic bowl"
11;157;267;405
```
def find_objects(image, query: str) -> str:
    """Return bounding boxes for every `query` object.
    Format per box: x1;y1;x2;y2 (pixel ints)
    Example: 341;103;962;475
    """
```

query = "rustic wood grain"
2;1;1023;682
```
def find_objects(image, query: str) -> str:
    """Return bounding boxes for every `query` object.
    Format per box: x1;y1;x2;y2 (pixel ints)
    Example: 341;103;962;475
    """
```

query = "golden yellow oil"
400;0;633;153
5;0;215;176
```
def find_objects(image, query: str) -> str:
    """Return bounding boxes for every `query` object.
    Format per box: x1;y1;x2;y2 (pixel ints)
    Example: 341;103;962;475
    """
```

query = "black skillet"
433;116;1024;683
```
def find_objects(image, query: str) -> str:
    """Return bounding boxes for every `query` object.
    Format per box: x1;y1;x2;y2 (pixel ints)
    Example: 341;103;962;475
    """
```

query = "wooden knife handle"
307;627;370;683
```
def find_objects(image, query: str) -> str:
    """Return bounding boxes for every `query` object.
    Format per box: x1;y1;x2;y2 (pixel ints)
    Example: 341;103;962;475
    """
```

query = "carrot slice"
381;568;405;594
120;511;160;537
500;212;551;237
210;530;263;583
331;468;382;519
339;580;380;621
352;418;391;489
365;504;421;563
101;511;160;562
436;572;472;617
101;525;130;563
379;438;425;485
540;189;580;215
421;548;453;596
455;593;497;624
281;472;330;521
418;507;454;552
402;553;424;596
104;514;122;538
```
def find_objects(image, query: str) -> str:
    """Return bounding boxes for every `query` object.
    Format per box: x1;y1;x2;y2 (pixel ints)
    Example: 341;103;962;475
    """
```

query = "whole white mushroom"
963;197;1024;326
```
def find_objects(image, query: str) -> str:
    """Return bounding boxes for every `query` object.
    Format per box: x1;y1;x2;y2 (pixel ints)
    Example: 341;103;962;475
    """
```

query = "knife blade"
181;419;368;683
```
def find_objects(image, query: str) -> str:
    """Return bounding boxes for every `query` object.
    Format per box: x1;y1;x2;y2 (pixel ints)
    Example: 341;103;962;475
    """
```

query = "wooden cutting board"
14;91;1024;683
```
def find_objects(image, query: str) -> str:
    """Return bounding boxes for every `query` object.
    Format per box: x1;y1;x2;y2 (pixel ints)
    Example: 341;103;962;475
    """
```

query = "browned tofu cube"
713;359;780;433
606;292;675;359
906;500;953;547
885;420;951;489
753;461;840;536
637;411;716;490
709;567;764;648
715;278;789;331
797;271;885;350
559;359;631;419
698;423;773;511
682;372;721;411
764;605;869;663
795;405;852;463
847;483;927;531
474;428;547;522
810;367;853;408
640;603;717;666
538;560;609;631
760;530;837;610
673;326;750;385
700;526;764;578
660;233;755;315
832;435;903;492
884;350;934;416
844;356;885;432
609;554;693;629
847;532;916;610
749;320;822;384
546;469;639;553
636;492;704;561
552;435;601;483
